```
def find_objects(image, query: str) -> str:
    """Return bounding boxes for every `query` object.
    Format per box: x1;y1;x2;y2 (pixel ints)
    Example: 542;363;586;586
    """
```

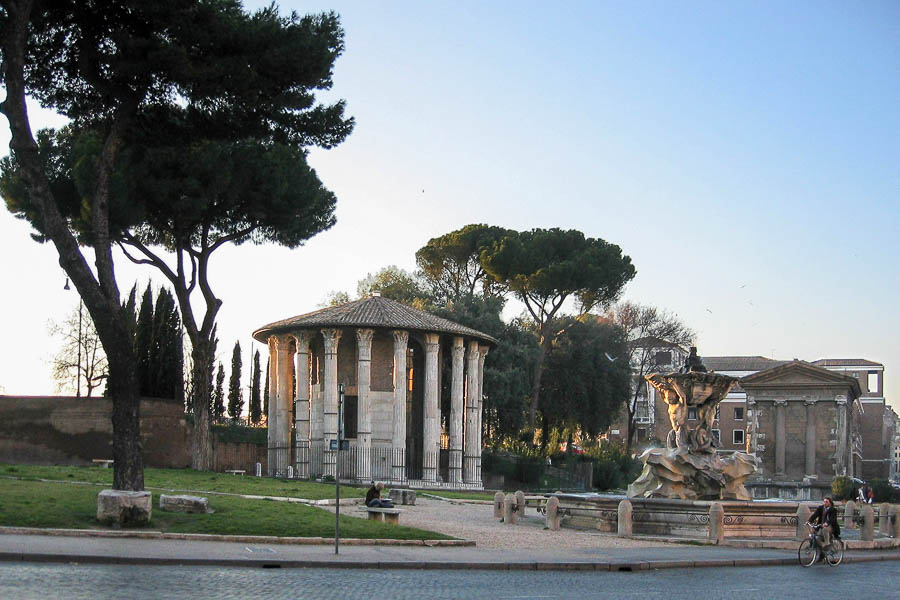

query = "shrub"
870;479;895;503
831;476;856;501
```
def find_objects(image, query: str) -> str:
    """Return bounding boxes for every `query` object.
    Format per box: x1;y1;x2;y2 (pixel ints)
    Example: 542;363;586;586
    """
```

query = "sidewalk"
3;530;900;571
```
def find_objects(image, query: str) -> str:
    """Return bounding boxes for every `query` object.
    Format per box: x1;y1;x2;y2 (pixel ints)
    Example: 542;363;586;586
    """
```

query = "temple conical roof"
253;295;497;344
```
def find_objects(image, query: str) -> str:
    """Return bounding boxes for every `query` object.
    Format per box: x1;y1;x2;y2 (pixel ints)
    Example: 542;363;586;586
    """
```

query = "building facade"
253;295;495;489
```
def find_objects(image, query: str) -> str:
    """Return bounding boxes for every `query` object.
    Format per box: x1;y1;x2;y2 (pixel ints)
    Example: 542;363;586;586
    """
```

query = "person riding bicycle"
807;496;841;548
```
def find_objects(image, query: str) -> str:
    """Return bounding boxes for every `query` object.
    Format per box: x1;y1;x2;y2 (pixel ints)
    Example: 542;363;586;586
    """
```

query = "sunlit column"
449;337;465;484
275;333;294;476
266;336;279;476
423;333;441;482
464;341;480;484
356;328;374;481
321;328;342;478
392;330;409;482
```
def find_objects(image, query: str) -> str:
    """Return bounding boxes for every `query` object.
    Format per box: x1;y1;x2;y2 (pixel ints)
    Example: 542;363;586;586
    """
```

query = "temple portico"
253;295;495;489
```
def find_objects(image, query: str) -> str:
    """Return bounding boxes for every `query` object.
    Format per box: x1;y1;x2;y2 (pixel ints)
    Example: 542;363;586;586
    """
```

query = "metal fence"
481;451;591;492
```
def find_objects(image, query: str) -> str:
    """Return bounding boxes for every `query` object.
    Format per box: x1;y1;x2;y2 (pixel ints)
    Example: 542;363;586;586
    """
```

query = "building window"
733;429;745;445
688;407;698;421
712;429;720;442
868;371;879;394
734;407;744;421
637;427;647;439
636;400;649;421
851;371;859;378
653;351;672;367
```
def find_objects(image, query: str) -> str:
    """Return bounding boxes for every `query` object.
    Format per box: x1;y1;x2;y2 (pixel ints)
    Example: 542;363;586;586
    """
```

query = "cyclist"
807;496;841;549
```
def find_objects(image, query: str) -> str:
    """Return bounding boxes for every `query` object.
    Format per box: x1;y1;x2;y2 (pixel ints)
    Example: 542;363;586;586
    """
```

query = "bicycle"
798;523;844;567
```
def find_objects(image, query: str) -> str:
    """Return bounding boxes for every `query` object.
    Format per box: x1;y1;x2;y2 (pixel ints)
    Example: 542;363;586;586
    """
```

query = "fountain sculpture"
627;347;758;500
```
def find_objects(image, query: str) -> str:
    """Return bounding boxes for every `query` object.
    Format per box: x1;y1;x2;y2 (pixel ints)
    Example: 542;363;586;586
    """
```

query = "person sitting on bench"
365;482;393;508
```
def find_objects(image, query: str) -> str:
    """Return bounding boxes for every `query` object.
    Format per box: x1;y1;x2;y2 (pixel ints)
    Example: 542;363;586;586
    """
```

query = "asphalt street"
1;561;897;600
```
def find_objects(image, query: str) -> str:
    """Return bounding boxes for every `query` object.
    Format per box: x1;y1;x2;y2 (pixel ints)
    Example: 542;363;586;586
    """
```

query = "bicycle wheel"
825;539;844;566
798;538;817;567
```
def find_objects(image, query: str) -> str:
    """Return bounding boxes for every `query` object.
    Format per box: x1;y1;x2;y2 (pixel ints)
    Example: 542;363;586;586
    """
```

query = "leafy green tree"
539;316;631;440
416;224;511;302
1;1;353;472
228;341;243;420
250;350;262;424
607;301;694;448
212;363;226;423
356;266;431;307
481;228;636;436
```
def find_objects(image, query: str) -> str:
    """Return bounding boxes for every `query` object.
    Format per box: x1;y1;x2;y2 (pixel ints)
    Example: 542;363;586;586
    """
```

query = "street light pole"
64;278;82;398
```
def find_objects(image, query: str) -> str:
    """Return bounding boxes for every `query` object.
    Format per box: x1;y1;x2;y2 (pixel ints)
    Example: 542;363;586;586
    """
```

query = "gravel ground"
367;497;671;549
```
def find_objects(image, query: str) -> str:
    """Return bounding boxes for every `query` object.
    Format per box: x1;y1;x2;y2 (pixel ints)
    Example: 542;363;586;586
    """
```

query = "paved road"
1;561;894;599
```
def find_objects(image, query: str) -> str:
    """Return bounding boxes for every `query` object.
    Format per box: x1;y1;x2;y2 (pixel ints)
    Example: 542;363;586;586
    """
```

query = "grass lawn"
0;478;451;540
0;463;366;500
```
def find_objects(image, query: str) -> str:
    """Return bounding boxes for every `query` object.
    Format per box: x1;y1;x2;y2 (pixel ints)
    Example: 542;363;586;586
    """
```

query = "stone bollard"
796;503;812;540
545;496;561;531
504;493;518;525
708;502;725;544
255;462;262;477
617;499;632;537
844;500;856;530
493;491;505;519
891;505;900;539
97;490;152;526
861;504;875;542
515;490;526;516
880;503;891;537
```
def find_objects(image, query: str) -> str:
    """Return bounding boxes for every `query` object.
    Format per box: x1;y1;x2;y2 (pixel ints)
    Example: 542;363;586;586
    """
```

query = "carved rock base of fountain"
628;448;758;501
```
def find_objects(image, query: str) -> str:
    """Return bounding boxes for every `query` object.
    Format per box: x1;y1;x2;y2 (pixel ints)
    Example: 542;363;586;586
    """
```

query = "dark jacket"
365;486;380;505
810;504;841;537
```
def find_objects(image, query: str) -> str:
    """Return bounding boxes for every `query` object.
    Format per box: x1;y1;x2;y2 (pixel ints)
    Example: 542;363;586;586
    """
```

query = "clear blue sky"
1;1;898;405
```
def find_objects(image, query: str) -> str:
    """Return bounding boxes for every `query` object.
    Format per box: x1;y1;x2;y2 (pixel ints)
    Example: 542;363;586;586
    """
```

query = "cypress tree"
135;284;155;396
152;289;184;403
228;341;243;420
213;362;226;422
250;350;262;424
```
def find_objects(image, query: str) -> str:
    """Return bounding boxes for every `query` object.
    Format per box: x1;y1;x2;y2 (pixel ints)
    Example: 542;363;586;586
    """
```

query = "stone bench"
160;494;211;514
92;459;114;468
224;469;246;476
358;506;402;524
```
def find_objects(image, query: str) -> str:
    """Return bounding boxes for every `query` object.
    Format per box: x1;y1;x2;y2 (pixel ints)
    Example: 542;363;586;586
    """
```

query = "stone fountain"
627;347;758;500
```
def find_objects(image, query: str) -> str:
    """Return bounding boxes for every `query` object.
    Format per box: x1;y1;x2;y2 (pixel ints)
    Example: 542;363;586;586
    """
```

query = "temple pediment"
740;360;861;395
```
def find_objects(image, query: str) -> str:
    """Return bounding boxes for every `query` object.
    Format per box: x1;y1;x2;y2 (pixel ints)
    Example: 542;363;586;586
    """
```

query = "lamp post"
63;278;83;398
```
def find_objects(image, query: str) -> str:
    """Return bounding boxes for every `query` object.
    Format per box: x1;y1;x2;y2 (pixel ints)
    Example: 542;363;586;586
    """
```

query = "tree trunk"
107;346;144;491
190;338;213;471
527;330;554;437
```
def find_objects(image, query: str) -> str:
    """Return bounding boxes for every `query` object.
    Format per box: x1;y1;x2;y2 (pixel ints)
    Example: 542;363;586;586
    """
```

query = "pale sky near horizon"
1;1;898;408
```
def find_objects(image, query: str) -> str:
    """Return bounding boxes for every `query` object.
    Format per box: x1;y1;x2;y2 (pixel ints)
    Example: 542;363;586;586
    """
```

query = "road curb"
0;527;473;547
5;551;898;571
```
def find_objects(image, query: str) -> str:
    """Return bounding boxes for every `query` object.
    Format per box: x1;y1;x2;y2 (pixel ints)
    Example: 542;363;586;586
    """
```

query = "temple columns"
293;332;311;478
775;399;786;476
392;330;409;482
464;341;480;484
805;399;817;478
266;336;279;476
423;333;441;482
272;334;294;476
475;345;488;485
322;328;342;478
356;329;374;481
449;337;465;484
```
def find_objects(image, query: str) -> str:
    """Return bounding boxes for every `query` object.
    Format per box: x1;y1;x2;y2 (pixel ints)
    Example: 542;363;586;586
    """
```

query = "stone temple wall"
0;395;191;468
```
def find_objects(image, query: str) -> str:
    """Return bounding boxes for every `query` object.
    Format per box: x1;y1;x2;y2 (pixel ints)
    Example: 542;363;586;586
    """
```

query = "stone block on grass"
97;489;152;526
160;494;211;514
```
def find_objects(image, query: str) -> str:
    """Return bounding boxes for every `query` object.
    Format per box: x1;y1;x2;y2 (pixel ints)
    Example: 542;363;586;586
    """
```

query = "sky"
1;1;898;407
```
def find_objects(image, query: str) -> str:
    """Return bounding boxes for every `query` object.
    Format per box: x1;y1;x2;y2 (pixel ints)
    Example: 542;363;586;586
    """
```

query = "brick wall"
0;395;191;467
